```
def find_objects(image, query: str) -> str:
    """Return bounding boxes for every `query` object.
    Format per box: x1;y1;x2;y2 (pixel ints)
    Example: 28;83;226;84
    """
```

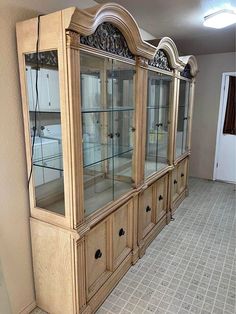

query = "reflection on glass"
145;71;172;178
175;80;190;158
80;52;135;216
25;50;65;215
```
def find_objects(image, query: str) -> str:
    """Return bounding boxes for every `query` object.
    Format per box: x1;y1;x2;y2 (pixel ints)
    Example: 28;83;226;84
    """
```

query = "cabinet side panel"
30;219;74;314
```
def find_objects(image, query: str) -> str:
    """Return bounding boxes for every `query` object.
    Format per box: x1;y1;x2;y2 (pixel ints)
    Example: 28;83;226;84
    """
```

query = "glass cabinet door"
175;79;191;158
145;71;172;178
25;50;65;215
80;52;135;216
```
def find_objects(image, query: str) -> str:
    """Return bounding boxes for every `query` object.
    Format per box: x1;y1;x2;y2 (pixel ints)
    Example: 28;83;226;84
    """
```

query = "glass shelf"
29;110;61;113
146;106;169;109
83;143;133;168
82;106;134;113
33;154;63;171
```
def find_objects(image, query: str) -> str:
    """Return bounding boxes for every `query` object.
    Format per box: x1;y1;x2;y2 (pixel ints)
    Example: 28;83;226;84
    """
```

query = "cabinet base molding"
131;247;139;265
87;254;132;313
166;211;171;224
171;189;188;214
19;301;37;314
139;214;167;257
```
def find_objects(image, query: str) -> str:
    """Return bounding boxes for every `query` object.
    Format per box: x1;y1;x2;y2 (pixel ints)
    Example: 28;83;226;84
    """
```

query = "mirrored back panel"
80;51;135;216
145;71;173;178
25;50;65;215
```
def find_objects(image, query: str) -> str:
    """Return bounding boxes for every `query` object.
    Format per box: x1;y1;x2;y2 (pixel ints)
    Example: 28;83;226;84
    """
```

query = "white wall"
190;52;236;180
0;0;154;313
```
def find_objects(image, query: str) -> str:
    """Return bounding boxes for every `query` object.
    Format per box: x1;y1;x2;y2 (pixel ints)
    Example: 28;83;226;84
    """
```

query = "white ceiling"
96;0;236;55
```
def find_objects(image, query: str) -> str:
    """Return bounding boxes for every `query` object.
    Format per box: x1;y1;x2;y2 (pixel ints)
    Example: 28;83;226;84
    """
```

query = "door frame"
213;72;236;181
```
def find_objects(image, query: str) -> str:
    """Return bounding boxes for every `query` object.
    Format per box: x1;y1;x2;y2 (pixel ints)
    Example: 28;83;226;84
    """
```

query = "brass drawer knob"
119;228;125;237
95;249;102;259
181;173;184;177
146;205;151;212
159;195;163;201
174;180;177;184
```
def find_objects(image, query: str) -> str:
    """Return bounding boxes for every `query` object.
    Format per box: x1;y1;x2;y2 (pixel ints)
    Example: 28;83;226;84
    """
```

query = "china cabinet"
16;3;197;313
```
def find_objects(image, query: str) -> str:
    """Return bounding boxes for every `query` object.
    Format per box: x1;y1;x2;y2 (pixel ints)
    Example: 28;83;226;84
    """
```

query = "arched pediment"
154;37;185;72
179;55;198;78
64;4;156;60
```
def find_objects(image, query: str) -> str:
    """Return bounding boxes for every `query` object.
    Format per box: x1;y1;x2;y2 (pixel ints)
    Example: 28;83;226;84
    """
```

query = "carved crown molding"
64;3;156;60
66;30;80;48
136;56;149;67
155;37;185;72
179;55;198;77
148;49;171;71
80;22;134;59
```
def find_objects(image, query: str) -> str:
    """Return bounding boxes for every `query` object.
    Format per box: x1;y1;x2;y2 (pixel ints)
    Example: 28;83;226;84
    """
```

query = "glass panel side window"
25;51;65;215
175;80;190;158
80;52;135;216
145;71;172;178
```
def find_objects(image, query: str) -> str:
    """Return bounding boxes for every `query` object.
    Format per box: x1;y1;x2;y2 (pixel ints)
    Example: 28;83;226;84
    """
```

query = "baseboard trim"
19;301;36;314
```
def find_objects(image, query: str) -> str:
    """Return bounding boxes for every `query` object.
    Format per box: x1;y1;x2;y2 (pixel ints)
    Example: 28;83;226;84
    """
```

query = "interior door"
214;74;236;184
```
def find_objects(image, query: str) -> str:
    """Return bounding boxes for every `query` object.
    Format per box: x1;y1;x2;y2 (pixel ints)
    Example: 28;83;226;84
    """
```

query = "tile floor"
32;178;236;314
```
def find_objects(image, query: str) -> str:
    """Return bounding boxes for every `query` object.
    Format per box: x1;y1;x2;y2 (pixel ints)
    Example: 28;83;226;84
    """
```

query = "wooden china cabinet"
16;3;197;313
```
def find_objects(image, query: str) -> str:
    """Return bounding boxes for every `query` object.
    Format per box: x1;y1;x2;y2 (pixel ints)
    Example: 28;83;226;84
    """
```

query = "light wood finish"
178;158;188;194
85;217;112;300
139;213;167;257
66;33;85;228
16;3;197;313
63;5;156;59
155;174;168;223
171;157;189;211
30;219;78;314
171;167;179;203
112;201;133;270
139;185;155;239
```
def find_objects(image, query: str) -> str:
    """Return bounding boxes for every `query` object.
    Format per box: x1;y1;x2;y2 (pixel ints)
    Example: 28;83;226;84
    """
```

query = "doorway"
214;72;236;184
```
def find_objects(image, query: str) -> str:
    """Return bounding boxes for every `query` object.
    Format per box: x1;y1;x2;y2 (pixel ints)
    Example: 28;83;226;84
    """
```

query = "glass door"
80;52;135;216
175;79;191;158
145;71;172;178
25;50;65;215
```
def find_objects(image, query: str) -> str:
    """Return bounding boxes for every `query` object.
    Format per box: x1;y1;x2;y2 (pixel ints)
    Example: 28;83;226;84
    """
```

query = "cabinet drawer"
139;185;155;238
155;174;168;223
178;159;188;194
112;201;133;269
85;218;112;299
171;168;179;202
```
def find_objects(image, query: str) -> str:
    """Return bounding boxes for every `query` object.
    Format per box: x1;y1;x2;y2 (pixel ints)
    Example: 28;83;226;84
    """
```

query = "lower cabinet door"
172;167;179;202
139;185;155;239
155;174;168;223
85;217;112;300
112;201;133;270
178;158;188;194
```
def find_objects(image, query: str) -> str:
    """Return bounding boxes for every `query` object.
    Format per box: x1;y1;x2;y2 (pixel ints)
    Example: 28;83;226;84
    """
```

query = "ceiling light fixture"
203;9;236;29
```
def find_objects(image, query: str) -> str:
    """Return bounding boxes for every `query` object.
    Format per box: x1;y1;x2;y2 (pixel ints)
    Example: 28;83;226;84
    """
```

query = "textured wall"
0;0;154;313
190;52;236;180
